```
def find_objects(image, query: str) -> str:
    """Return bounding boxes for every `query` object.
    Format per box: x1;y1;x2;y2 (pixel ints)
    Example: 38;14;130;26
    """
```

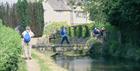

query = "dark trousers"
61;36;70;44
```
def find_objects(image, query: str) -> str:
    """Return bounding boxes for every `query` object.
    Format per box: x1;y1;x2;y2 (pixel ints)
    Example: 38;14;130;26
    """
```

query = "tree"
106;0;140;45
28;1;44;36
16;0;30;31
85;0;140;46
84;0;107;22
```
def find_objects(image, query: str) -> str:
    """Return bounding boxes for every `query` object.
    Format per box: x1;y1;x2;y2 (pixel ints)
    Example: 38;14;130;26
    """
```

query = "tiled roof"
48;0;72;11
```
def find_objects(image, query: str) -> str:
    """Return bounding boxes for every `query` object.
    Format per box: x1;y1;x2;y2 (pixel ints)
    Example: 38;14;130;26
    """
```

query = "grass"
32;49;68;71
32;52;51;71
17;58;27;71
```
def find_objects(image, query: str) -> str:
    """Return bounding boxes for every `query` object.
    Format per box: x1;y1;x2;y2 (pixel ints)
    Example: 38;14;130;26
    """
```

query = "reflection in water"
53;55;140;71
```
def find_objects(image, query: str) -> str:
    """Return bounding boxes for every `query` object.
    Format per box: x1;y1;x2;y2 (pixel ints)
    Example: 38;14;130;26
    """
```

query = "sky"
0;0;17;4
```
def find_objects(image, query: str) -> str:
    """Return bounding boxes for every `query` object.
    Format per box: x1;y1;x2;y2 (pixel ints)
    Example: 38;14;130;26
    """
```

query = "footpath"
25;59;40;71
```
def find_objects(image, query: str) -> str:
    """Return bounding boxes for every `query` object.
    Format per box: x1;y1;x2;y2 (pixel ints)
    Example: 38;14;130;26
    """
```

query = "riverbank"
32;49;68;71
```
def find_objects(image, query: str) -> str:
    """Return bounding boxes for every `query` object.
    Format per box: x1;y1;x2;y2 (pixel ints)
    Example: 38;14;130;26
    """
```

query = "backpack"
93;29;99;34
60;29;66;36
24;31;31;43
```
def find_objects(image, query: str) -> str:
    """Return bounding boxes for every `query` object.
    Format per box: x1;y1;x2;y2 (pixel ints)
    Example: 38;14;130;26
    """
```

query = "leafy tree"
84;0;140;60
84;0;107;22
85;0;140;46
106;0;140;45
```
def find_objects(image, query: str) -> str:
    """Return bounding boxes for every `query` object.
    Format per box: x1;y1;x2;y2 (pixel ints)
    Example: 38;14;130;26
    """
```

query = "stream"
53;54;140;71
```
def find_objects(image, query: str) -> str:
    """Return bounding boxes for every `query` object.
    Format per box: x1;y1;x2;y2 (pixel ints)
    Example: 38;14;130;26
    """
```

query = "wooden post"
52;45;56;52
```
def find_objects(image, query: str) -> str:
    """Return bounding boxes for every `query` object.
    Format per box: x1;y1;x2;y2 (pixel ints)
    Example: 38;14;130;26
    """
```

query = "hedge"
47;22;105;39
67;23;94;38
44;22;106;43
0;22;21;71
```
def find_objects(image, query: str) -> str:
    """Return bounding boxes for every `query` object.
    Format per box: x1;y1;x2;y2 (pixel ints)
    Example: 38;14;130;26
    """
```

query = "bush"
84;26;90;38
86;38;102;57
67;23;94;38
48;22;104;39
77;26;83;38
81;26;86;38
68;27;71;37
73;27;77;37
44;22;70;37
85;23;121;57
85;0;140;61
0;23;21;71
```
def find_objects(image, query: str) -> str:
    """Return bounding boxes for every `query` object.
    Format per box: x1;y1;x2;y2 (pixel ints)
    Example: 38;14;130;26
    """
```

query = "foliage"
0;0;44;36
44;22;71;37
86;37;102;57
85;0;140;47
0;23;21;71
28;2;44;36
105;0;140;46
16;0;44;36
32;52;50;71
0;19;2;24
16;0;29;30
84;0;107;22
32;50;67;71
86;22;140;61
50;22;106;44
67;23;94;38
73;27;77;37
17;59;27;71
77;26;83;38
0;2;18;27
46;23;95;44
67;0;84;7
86;23;115;57
68;27;72;37
85;0;140;61
84;25;90;38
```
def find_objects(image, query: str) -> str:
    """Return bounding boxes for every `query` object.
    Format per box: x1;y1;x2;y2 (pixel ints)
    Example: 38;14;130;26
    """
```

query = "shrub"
82;26;86;38
49;22;98;39
0;23;21;71
86;38;102;57
69;27;74;37
77;26;82;38
84;26;90;38
73;27;77;37
68;27;72;37
67;23;94;38
44;22;70;37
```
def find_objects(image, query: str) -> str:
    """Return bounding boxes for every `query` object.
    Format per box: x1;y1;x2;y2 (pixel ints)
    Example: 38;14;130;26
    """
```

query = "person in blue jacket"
60;26;70;44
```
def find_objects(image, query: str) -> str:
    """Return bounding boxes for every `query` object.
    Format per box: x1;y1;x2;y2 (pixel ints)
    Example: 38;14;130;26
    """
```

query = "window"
76;11;86;18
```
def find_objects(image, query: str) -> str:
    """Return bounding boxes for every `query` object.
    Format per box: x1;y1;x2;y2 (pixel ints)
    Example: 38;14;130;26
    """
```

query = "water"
53;55;140;71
